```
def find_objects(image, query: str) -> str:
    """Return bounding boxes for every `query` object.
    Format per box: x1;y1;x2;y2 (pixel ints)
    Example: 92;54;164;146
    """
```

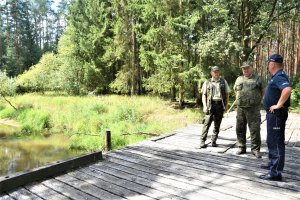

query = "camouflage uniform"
234;74;264;152
201;78;230;144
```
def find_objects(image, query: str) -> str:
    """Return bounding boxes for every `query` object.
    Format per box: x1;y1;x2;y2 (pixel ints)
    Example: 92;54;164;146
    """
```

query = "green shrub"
0;104;5;111
0;70;17;96
17;110;51;134
2;94;199;151
17;53;62;93
88;103;107;114
0;107;16;118
291;75;300;108
69;134;101;151
115;105;141;122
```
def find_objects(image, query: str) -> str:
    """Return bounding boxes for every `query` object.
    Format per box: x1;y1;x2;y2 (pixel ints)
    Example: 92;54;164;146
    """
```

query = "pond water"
0;124;84;177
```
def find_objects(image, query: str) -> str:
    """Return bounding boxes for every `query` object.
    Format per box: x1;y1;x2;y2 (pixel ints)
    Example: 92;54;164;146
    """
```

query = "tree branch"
0;93;17;111
250;0;277;52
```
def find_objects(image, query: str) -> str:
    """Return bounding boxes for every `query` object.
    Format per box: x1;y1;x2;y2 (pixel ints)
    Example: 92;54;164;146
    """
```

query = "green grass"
0;94;200;151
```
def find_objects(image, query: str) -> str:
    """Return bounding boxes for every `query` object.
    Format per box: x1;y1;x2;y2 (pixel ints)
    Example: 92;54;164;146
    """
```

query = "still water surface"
0;125;83;177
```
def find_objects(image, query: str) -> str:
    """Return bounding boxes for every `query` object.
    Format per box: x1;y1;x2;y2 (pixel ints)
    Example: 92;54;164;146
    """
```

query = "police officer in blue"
260;54;292;181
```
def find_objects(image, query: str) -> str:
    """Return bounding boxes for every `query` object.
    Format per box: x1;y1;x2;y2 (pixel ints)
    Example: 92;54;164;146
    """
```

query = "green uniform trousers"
236;106;261;152
201;101;224;142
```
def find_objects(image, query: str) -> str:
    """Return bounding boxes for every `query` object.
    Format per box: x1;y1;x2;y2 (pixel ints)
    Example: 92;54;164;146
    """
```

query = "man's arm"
201;81;208;113
269;87;292;112
224;79;231;112
202;93;207;113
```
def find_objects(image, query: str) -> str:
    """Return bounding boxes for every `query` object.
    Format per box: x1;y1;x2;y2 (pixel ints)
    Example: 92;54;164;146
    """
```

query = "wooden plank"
55;174;128;200
89;162;214;200
105;155;296;200
160;135;237;153
69;171;153;200
77;167;182;200
157;137;300;164
91;163;224;199
0;194;14;200
7;188;42;200
151;132;177;142
25;183;69;200
156;136;300;165
107;158;276;200
42;178;99;200
131;141;300;181
103;151;284;199
105;150;300;199
66;171;154;200
0;151;102;193
107;146;300;195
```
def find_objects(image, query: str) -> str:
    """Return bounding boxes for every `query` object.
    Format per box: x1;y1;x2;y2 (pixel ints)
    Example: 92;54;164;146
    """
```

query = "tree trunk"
131;16;138;96
296;23;300;77
0;34;3;58
171;85;176;102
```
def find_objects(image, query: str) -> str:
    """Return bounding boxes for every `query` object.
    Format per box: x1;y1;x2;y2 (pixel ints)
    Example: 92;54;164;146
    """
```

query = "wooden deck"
1;111;300;200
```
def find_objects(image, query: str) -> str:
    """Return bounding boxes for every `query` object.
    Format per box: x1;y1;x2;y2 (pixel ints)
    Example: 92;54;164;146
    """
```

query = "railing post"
105;130;111;151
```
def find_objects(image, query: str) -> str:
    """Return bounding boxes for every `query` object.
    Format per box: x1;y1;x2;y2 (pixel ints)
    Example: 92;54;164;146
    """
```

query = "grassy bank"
0;94;200;151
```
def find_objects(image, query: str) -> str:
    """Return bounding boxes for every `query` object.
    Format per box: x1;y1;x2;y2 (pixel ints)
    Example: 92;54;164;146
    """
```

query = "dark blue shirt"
263;69;291;110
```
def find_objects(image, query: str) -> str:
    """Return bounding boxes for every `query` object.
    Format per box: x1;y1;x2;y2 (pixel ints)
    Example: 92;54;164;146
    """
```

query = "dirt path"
0;118;20;127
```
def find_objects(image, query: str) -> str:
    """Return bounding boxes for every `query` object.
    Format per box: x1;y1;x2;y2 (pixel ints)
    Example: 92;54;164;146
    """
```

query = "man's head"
210;66;220;79
240;62;253;78
268;54;283;64
268;54;283;75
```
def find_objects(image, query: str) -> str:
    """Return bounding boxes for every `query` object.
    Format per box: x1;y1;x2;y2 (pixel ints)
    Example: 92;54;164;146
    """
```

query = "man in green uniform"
234;62;264;158
200;66;230;148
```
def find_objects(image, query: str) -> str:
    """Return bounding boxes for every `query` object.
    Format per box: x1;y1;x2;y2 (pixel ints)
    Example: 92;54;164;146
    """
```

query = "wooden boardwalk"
1;111;300;200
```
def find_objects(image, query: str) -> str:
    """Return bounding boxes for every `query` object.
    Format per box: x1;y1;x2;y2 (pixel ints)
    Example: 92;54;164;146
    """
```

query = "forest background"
0;0;300;151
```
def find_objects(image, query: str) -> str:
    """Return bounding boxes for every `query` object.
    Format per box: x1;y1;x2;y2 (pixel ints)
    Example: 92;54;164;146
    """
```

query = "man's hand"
269;87;292;113
203;106;208;114
269;104;281;113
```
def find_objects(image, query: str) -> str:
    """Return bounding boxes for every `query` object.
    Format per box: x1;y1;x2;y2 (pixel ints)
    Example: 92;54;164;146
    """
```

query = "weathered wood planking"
104;153;297;200
25;183;70;200
90;161;218;200
0;111;299;199
76;167;183;200
106;147;300;196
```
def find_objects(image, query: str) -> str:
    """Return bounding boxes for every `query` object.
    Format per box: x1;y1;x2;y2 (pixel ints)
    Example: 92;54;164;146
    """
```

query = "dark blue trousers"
266;110;288;177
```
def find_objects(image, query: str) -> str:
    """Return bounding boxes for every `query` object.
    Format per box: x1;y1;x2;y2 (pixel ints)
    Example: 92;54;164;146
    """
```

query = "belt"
211;101;223;106
266;108;288;114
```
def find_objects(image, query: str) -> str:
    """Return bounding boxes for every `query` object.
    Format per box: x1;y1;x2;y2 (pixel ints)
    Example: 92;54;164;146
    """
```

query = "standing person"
200;66;230;148
259;54;292;181
234;62;264;158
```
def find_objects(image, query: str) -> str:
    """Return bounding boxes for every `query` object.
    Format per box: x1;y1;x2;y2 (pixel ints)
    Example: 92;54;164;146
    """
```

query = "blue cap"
268;54;283;63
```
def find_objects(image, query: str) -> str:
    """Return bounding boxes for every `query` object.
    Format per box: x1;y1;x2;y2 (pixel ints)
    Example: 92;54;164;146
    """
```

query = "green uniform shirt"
234;74;264;107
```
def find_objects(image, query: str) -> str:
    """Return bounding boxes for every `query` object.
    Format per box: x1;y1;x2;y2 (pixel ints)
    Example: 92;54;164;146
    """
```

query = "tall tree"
61;0;113;94
0;0;65;76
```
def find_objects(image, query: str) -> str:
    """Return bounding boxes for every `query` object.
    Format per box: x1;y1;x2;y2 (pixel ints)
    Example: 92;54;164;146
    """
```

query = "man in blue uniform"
260;54;292;181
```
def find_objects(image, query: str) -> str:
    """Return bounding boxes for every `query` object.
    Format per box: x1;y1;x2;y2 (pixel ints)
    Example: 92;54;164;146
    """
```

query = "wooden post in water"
105;130;111;151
